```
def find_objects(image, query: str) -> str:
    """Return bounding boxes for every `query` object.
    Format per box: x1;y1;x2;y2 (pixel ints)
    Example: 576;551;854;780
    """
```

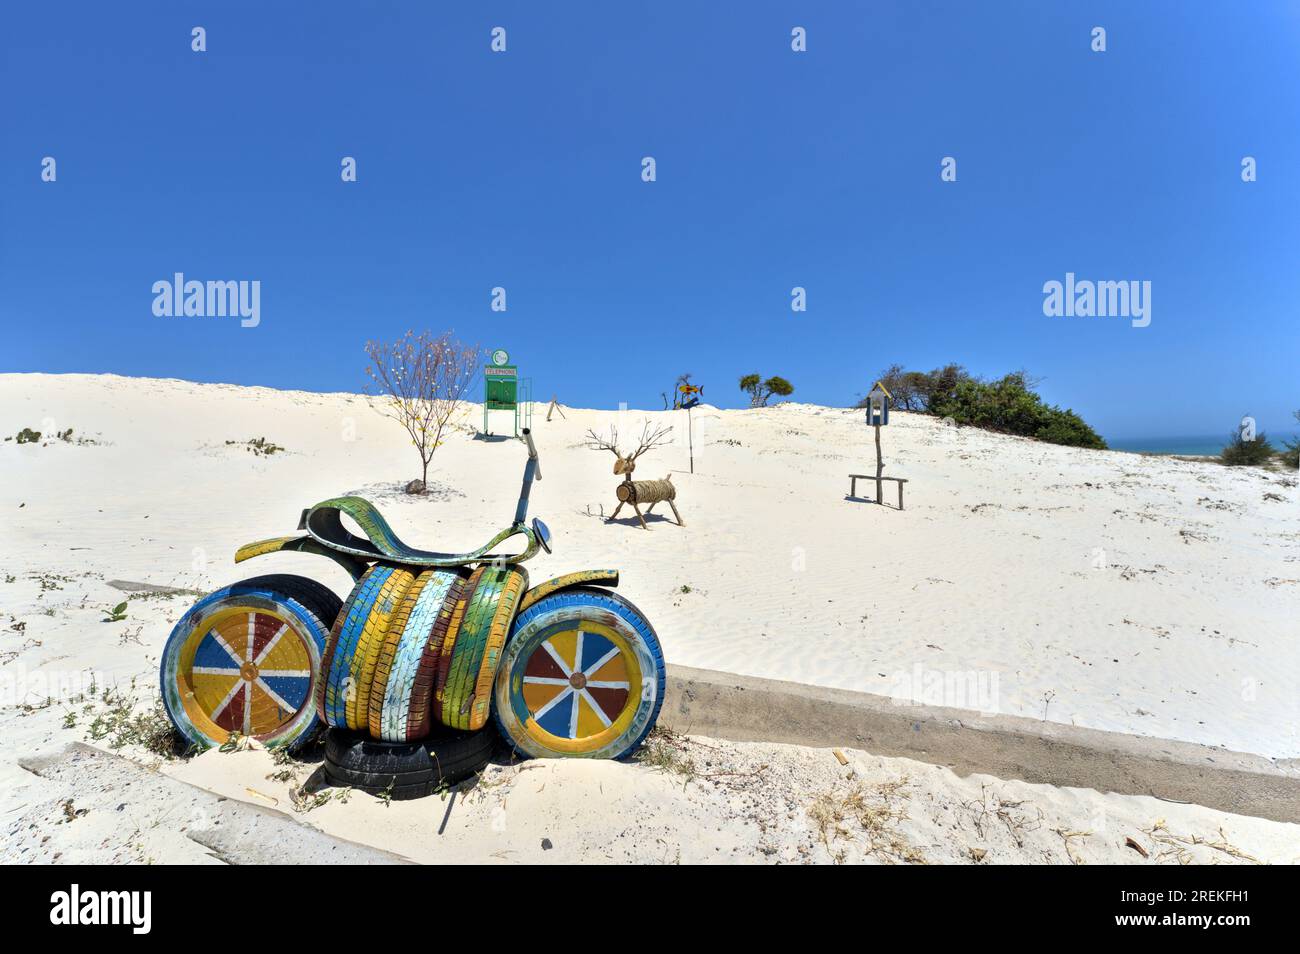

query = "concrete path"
661;665;1300;824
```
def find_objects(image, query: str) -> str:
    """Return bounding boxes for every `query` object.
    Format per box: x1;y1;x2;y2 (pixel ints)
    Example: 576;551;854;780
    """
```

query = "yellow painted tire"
367;570;433;739
347;568;417;731
160;575;340;751
493;588;664;759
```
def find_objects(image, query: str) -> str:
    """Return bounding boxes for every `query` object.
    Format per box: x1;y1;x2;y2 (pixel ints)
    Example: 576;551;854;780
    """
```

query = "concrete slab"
17;743;410;864
661;664;1300;824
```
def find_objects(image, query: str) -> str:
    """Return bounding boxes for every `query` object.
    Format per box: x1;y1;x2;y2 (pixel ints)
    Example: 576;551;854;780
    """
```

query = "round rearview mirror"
531;517;552;554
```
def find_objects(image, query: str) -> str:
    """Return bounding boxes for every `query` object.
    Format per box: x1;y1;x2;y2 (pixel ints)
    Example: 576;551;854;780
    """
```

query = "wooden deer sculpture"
586;422;684;530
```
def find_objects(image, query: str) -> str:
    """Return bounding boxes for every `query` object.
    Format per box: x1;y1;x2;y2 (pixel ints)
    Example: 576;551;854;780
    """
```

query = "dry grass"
962;783;1045;849
807;777;925;864
1140;820;1264;865
1053;828;1092;865
635;726;698;784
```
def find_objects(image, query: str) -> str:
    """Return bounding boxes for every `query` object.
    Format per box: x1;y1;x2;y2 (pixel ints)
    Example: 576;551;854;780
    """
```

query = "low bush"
1220;429;1276;466
929;372;1107;449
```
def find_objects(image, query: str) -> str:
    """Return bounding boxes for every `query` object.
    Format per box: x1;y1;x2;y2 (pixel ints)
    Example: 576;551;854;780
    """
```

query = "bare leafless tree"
365;330;481;491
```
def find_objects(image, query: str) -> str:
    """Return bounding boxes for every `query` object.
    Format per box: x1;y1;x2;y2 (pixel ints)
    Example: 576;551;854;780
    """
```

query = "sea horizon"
1106;433;1300;457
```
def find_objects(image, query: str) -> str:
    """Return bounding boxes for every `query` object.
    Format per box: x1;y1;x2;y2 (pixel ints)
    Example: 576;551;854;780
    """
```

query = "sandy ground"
1;372;1297;864
6;729;1297;865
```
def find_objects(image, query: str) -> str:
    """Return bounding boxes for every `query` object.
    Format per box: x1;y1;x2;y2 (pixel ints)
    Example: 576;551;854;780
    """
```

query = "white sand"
6;731;1297;865
1;372;1297;864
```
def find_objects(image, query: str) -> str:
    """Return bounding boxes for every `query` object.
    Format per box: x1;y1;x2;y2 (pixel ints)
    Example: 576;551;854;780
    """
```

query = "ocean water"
1107;434;1299;457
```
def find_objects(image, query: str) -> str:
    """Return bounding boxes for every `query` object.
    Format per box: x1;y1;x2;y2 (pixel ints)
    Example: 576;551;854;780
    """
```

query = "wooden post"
874;424;883;504
687;406;694;474
546;396;566;422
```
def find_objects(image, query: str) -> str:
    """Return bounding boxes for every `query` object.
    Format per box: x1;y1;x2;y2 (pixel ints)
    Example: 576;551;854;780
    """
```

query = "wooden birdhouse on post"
866;382;890;426
848;381;908;509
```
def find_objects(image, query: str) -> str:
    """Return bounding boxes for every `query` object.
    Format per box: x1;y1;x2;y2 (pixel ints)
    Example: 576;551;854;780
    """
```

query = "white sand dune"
1;372;1297;864
2;373;1295;754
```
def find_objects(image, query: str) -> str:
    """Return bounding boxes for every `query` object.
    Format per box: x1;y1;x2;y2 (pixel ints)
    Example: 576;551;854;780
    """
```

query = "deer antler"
585;426;622;457
628;421;673;462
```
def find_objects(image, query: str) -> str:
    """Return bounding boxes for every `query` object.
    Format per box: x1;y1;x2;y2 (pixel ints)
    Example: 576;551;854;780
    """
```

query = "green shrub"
740;374;795;407
1220;428;1276;466
930;372;1107;449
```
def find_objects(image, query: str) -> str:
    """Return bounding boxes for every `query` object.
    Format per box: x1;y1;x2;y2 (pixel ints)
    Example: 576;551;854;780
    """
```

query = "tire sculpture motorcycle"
159;429;665;771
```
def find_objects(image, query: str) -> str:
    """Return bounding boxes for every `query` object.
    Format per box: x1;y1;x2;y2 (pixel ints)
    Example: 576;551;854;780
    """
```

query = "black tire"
243;574;344;643
323;723;499;798
323;772;453;801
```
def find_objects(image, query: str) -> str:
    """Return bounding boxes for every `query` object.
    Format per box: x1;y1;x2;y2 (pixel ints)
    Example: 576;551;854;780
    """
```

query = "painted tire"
318;564;393;728
161;575;340;751
365;569;429;739
347;567;417;730
492;587;664;760
372;569;463;741
406;573;469;741
437;565;527;731
433;568;481;718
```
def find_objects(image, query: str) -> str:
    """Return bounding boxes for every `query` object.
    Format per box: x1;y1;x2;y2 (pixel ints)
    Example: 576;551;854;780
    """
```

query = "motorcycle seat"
297;496;537;568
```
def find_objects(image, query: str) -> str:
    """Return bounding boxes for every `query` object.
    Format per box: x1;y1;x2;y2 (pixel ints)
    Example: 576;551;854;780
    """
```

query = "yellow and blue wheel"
160;575;340;751
318;564;392;728
492;588;664;760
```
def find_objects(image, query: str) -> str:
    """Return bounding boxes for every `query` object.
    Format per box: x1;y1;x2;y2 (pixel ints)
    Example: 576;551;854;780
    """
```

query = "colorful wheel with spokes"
493;588;664;760
161;575;340;751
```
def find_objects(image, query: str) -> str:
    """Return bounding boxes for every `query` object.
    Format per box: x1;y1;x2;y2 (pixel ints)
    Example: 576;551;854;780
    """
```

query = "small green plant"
265;746;304;784
290;786;335;813
16;427;41;444
102;601;129;622
739;374;795;408
86;686;184;758
226;437;285;456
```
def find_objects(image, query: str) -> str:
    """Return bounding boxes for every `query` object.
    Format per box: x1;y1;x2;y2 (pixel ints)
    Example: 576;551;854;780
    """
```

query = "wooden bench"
849;474;908;510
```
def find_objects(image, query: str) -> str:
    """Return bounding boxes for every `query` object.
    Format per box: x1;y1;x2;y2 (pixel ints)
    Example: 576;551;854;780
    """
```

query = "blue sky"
2;1;1297;440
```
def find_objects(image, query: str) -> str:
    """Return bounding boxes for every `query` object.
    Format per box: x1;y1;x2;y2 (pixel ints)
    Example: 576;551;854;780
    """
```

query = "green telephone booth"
483;349;531;436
